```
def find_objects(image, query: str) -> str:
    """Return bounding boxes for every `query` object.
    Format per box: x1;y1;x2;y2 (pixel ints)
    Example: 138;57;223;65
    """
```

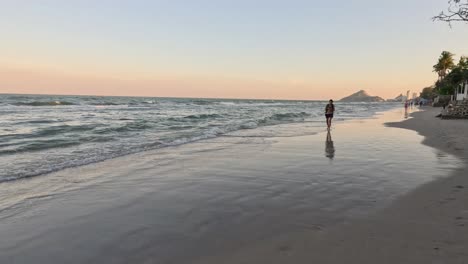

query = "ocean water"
0;94;398;182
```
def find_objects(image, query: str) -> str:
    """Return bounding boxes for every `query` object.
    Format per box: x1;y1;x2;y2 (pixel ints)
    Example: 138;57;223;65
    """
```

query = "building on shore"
455;81;468;101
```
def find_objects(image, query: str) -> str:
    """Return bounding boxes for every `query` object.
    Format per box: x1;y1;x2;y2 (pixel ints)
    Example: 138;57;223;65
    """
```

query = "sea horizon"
0;92;394;102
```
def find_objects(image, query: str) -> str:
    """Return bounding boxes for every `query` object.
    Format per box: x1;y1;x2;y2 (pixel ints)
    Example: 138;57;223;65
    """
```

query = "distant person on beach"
325;99;335;129
419;101;423;107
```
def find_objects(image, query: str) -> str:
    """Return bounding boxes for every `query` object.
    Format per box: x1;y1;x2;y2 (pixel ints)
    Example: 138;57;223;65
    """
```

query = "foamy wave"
13;101;75;106
0;93;400;182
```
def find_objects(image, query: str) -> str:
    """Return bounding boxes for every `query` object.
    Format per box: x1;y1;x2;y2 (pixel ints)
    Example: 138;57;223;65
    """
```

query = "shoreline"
386;107;468;160
1;108;466;263
195;107;468;264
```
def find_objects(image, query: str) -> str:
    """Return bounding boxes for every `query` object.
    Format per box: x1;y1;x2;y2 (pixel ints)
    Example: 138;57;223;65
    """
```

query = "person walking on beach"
325;99;335;130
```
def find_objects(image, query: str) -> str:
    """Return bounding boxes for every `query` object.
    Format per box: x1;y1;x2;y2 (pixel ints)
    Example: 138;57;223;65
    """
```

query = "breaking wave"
0;94;399;182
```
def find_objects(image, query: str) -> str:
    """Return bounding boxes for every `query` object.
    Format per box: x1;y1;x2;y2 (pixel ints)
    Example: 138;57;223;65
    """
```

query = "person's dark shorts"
325;114;333;118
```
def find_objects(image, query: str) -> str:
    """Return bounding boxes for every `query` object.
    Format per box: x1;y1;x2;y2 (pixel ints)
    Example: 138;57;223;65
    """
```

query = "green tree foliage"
433;53;468;95
420;87;435;99
435;79;456;95
458;56;468;69
433;51;456;79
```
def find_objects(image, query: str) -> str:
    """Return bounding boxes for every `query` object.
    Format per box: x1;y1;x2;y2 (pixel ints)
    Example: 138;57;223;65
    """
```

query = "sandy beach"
0;107;466;264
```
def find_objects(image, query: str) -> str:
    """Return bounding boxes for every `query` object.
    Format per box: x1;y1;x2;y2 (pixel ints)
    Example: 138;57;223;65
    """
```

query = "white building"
456;80;468;101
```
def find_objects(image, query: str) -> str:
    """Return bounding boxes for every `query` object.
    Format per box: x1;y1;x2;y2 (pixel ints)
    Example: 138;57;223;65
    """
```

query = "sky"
1;0;467;100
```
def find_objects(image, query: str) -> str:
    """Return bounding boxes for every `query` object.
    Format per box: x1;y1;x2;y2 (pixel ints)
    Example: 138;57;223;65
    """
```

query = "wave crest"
13;101;75;106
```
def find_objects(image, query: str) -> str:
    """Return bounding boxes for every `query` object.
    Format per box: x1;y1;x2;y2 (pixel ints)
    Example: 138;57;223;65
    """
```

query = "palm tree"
434;55;468;96
458;56;468;69
433;51;456;80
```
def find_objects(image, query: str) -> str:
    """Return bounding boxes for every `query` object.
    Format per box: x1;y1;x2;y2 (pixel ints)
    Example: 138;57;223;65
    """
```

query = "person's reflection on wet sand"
325;130;335;160
404;107;409;119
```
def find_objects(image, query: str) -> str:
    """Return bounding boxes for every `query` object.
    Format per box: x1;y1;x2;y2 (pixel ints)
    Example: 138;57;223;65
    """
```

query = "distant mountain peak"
351;90;369;96
340;90;385;102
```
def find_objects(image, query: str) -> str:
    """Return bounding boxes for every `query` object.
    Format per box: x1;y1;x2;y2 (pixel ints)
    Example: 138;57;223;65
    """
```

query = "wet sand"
194;107;468;264
0;108;464;264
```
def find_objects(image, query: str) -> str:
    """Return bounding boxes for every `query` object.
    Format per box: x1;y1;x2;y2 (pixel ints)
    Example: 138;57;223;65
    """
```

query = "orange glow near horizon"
0;64;436;100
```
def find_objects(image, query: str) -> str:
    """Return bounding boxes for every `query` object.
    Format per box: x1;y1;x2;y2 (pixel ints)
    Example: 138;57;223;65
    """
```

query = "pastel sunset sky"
1;0;467;100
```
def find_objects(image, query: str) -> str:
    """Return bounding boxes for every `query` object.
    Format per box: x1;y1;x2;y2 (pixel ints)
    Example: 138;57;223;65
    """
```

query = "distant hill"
340;90;385;102
387;94;406;102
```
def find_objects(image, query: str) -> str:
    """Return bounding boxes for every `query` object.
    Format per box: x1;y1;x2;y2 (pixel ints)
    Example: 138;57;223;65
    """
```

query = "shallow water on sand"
0;108;461;264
